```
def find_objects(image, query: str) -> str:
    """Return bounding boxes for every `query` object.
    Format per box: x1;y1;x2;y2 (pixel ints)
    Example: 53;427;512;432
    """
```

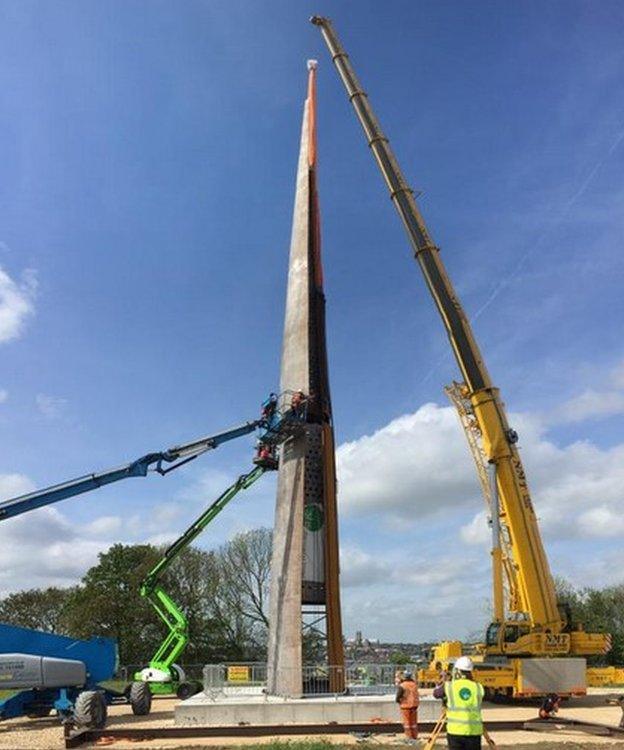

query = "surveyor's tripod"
423;709;446;749
423;709;498;749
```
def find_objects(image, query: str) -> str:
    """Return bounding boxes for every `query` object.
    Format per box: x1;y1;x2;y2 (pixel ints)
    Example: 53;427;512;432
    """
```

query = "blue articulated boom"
0;393;296;522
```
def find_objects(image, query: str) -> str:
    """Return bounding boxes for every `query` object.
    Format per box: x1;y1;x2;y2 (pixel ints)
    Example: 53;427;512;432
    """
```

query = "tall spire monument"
266;61;344;697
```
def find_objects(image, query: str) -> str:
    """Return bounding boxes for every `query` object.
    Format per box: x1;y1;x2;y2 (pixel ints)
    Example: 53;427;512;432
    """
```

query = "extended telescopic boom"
0;422;260;521
0;393;294;523
310;16;561;634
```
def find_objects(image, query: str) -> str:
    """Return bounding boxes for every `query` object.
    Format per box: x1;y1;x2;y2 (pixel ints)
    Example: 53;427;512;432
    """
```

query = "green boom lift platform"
134;464;267;698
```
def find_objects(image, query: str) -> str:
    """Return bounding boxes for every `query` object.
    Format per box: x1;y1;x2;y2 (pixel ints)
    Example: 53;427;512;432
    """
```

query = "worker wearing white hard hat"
433;655;484;749
454;656;474;673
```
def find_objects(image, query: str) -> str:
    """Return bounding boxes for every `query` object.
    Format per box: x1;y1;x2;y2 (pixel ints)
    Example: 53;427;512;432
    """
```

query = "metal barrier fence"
201;662;420;698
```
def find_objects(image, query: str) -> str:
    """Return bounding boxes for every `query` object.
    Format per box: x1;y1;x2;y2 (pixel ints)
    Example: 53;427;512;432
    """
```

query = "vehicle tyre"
74;690;107;728
176;681;196;700
129;681;152;715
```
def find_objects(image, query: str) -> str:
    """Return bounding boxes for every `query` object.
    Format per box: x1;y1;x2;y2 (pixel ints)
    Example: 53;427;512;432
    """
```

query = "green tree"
390;651;410;665
63;543;160;664
212;528;273;660
581;584;624;665
0;586;75;633
555;578;624;666
58;539;264;665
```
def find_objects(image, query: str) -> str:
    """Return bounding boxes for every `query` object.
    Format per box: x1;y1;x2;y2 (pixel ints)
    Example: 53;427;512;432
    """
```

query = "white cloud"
0;473;35;498
36;393;67;419
85;515;122;535
337;404;481;519
460;510;490;546
337;401;624;546
339;542;489;641
555;388;624;423
0;389;7;404
0;265;37;343
145;532;177;546
552;360;624;424
340;546;392;588
576;506;624;538
611;361;624;390
0;505;116;596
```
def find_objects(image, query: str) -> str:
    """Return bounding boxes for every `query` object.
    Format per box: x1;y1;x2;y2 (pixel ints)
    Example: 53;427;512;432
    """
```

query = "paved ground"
2;689;624;750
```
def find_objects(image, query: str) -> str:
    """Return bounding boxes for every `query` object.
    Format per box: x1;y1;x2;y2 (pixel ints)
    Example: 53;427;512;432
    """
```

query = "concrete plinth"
175;693;440;727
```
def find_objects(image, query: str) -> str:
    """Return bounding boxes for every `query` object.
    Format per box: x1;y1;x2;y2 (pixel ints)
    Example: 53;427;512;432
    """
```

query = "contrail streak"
417;122;624;388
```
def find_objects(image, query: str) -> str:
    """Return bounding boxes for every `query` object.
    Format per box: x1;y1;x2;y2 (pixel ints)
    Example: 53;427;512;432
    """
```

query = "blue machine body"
0;623;117;721
0;623;117;683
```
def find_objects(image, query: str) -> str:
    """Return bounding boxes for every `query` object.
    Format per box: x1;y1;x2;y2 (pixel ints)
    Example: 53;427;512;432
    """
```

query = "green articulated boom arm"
139;465;267;677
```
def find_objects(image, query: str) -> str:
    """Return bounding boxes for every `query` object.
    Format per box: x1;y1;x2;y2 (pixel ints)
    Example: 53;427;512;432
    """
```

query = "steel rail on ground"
64;716;624;748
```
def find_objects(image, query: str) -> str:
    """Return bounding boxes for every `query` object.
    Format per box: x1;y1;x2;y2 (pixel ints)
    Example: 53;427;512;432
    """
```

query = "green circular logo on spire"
304;503;324;532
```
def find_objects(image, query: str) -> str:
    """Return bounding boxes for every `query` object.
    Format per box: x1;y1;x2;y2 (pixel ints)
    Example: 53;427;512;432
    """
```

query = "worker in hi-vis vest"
395;670;420;741
433;656;484;749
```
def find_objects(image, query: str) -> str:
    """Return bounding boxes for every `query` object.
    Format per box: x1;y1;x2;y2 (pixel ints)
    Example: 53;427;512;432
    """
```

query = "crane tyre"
129;681;152;715
74;690;107;728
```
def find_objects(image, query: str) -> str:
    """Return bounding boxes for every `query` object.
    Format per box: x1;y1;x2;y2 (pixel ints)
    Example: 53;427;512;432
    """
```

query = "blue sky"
0;0;623;644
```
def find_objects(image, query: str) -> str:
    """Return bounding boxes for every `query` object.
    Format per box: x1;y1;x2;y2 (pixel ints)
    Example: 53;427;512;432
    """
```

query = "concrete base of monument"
175;693;441;727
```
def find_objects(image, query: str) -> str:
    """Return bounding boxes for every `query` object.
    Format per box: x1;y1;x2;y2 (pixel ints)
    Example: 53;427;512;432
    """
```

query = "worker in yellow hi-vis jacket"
434;656;484;749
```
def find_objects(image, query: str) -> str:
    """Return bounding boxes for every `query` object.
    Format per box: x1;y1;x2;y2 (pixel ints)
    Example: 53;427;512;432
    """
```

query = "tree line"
556;578;624;665
1;533;623;668
0;529;272;666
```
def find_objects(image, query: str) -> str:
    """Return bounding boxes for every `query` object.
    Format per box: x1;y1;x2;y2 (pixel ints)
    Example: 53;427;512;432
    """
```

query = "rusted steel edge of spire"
305;56;344;681
307;59;318;168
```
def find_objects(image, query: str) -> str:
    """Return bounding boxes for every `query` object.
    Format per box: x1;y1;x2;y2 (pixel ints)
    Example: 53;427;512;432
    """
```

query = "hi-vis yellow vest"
444;678;484;736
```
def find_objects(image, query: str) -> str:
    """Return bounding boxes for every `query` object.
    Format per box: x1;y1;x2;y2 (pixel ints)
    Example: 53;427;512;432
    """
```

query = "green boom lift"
134;464;269;698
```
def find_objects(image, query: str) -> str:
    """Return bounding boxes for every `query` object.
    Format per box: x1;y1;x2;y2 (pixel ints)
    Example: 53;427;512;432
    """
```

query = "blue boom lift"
0;393;304;726
0;393;295;522
0;623;121;726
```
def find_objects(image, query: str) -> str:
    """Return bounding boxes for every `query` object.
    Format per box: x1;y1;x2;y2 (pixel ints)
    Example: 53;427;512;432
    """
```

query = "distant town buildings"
344;633;434;665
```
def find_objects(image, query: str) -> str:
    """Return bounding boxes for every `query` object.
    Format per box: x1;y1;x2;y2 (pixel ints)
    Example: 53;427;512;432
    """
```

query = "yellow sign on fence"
227;666;251;683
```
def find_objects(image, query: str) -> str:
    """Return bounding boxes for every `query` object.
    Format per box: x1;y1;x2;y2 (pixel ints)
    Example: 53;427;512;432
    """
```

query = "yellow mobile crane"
444;382;623;689
311;16;611;696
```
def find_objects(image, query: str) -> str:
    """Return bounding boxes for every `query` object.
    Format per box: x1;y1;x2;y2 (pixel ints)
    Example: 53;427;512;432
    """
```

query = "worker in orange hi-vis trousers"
396;670;420;742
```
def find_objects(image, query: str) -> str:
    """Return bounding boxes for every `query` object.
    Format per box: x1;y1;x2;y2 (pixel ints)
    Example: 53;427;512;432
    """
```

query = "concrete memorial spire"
266;61;344;697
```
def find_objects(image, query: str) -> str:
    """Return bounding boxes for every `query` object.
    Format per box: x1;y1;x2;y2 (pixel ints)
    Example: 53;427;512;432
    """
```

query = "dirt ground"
2;689;624;750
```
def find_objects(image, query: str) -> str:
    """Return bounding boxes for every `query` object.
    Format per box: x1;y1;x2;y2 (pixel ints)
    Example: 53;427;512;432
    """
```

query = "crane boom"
310;16;561;633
